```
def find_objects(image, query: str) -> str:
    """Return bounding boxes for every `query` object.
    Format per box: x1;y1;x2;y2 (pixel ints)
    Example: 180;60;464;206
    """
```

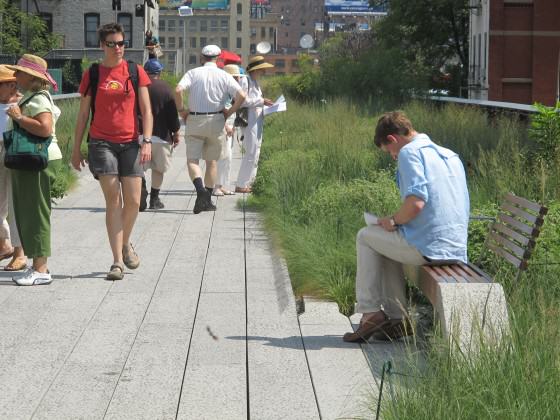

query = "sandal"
212;190;225;196
106;263;124;280
4;257;27;271
122;244;140;270
222;190;235;195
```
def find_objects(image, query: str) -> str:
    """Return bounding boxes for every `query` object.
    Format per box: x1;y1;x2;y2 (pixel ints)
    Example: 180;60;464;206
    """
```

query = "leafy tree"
370;0;469;95
0;0;60;56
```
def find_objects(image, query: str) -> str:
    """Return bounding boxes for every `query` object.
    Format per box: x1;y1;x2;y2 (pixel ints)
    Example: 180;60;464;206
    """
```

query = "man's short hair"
98;22;125;43
374;111;414;147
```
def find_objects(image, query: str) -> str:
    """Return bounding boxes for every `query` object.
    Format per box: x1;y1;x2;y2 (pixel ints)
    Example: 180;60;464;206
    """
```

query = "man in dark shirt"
140;59;181;210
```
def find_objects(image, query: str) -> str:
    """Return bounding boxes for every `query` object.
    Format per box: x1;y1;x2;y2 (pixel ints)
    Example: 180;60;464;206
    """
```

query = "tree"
0;0;60;57
370;0;469;95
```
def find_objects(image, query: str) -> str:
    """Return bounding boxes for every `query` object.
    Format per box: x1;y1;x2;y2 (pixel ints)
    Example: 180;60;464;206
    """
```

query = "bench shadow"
226;334;352;350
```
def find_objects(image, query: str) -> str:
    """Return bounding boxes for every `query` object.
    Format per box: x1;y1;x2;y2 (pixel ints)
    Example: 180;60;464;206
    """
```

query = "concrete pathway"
0;138;408;420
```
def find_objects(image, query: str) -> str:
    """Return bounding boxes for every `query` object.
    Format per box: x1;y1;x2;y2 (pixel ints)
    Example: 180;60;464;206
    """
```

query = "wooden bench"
417;193;547;353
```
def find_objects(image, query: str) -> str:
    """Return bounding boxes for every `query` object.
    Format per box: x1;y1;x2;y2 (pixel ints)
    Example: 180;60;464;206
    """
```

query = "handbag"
234;107;248;128
3;92;52;171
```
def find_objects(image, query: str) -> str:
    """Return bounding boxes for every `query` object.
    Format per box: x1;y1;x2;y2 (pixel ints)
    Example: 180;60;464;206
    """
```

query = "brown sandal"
0;248;14;261
106;263;125;280
4;257;27;272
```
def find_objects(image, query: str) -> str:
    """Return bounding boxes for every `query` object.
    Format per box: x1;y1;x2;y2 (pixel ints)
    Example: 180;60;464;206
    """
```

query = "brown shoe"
122;244;140;270
373;319;414;341
235;186;252;194
343;312;390;343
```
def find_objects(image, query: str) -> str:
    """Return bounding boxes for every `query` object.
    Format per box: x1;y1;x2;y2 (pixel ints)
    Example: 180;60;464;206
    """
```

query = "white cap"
201;45;221;57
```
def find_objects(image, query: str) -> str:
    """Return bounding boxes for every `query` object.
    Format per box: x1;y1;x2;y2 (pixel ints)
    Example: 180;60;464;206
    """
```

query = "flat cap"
201;44;221;57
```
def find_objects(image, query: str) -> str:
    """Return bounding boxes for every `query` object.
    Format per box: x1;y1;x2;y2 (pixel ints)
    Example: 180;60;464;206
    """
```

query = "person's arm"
138;85;153;164
242;79;264;108
378;195;425;232
6;106;52;137
71;95;92;171
175;72;190;121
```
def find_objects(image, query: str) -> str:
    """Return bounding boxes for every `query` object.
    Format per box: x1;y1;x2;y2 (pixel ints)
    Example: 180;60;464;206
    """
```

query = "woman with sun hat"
5;54;62;286
235;55;274;194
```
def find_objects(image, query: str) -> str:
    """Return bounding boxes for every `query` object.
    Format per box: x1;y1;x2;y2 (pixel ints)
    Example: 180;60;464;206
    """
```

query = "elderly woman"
5;54;62;286
235;56;274;193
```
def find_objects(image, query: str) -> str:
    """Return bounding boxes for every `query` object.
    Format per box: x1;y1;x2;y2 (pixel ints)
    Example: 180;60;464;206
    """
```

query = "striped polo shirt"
177;62;242;113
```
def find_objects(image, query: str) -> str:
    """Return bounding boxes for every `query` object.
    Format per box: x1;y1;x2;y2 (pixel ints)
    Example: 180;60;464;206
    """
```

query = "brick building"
469;0;560;105
270;0;324;52
30;0;158;64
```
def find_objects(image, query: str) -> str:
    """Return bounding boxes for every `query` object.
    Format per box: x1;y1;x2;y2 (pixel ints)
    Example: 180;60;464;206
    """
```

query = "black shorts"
88;138;143;178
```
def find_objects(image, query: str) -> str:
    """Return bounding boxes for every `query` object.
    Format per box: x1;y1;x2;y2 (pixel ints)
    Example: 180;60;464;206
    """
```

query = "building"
249;0;281;55
31;0;158;64
270;0;324;53
158;0;250;74
469;0;560;105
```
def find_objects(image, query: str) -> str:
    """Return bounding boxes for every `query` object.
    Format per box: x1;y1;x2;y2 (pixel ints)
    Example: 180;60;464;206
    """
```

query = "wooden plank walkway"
0;136;394;420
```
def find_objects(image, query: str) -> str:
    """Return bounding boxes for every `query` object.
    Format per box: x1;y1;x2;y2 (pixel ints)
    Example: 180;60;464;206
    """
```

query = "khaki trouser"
0;143;21;246
355;225;426;319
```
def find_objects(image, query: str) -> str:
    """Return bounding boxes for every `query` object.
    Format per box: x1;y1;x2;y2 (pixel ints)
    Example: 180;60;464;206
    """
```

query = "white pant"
355;225;425;319
0;144;21;246
217;134;233;187
236;128;262;188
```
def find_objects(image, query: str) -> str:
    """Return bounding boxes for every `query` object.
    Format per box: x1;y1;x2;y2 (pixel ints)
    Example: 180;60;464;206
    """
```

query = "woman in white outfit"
235;56;274;194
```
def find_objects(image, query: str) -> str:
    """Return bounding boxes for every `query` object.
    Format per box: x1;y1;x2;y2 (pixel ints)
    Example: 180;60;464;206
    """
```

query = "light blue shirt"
396;133;470;263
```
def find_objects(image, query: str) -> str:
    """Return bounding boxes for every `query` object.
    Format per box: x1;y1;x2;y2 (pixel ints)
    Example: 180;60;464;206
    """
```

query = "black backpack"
85;60;140;122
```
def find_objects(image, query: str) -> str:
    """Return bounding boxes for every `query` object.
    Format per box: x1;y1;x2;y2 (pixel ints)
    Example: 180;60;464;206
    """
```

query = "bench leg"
434;282;510;355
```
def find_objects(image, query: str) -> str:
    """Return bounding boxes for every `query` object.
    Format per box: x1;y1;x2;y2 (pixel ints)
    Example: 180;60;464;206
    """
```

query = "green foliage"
0;0;60;55
529;101;560;163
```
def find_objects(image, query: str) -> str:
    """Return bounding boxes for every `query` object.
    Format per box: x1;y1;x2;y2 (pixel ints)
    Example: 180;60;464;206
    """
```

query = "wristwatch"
143;138;152;144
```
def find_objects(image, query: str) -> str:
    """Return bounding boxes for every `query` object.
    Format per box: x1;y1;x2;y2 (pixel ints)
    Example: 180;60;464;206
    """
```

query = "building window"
168;19;176;32
221;37;228;49
190;37;197;48
117;13;133;48
210;19;218;32
84;13;100;48
251;28;256;37
250;43;256;54
260;27;265;38
269;27;274;38
221;19;229;31
275;59;285;68
189;54;197;64
160;36;166;47
168;55;176;70
237;21;242;31
236;37;242;48
237;3;242;15
168;36;176;48
188;19;197;32
40;13;53;33
179;37;183;48
200;20;208;32
200;37;207;46
159;19;166;32
179;19;184;30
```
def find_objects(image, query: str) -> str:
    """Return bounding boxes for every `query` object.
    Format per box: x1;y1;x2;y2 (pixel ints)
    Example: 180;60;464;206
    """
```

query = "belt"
189;111;222;115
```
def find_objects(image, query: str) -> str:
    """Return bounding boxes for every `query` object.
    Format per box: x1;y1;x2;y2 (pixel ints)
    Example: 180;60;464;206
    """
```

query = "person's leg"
204;159;217;190
236;127;258;189
151;169;164;189
355;225;426;319
0;155;12;255
5;171;26;270
98;175;124;265
120;176;141;247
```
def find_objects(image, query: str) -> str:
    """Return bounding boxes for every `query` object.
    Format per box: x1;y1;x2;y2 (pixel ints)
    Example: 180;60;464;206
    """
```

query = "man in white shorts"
140;58;181;210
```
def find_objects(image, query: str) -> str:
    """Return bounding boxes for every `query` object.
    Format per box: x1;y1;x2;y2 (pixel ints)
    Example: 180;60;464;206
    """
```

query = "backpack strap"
85;63;100;120
127;60;142;132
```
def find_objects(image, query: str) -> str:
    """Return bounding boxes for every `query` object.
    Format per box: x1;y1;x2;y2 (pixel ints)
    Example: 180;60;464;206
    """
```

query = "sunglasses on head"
105;40;126;48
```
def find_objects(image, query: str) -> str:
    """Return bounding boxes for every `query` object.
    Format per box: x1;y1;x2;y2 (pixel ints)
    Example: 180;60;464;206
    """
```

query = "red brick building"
469;0;560;105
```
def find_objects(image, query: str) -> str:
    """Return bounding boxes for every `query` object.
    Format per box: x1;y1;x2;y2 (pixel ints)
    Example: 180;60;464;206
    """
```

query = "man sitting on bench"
343;111;470;342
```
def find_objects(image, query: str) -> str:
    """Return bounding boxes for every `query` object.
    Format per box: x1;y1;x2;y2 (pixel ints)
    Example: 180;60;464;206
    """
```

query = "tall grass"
253;98;560;418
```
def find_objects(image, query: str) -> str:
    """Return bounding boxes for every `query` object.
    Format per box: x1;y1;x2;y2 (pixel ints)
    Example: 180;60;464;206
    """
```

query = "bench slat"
498;213;537;236
489;231;530;260
505;193;547;215
493;222;532;247
487;242;527;270
502;202;539;225
432;266;454;283
440;265;466;283
464;263;492;283
455;264;485;283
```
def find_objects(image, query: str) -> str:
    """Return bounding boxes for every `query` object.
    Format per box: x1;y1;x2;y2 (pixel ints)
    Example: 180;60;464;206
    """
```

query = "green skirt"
11;159;61;258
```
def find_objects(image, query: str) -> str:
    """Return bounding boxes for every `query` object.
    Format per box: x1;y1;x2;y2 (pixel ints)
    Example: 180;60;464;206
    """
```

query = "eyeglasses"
104;40;126;48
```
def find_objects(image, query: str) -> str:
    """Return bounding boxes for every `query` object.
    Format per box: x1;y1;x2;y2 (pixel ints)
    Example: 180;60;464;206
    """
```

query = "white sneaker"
12;269;52;286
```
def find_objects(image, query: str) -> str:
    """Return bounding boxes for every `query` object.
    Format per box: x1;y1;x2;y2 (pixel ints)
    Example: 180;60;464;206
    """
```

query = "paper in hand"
264;95;287;116
364;212;379;226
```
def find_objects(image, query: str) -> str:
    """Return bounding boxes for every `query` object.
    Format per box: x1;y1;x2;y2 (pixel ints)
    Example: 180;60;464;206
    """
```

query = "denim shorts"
88;138;143;178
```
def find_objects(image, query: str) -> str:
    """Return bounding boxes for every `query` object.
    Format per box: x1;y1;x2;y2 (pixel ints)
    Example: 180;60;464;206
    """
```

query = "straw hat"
0;65;16;83
6;54;58;91
246;55;274;73
223;64;244;77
